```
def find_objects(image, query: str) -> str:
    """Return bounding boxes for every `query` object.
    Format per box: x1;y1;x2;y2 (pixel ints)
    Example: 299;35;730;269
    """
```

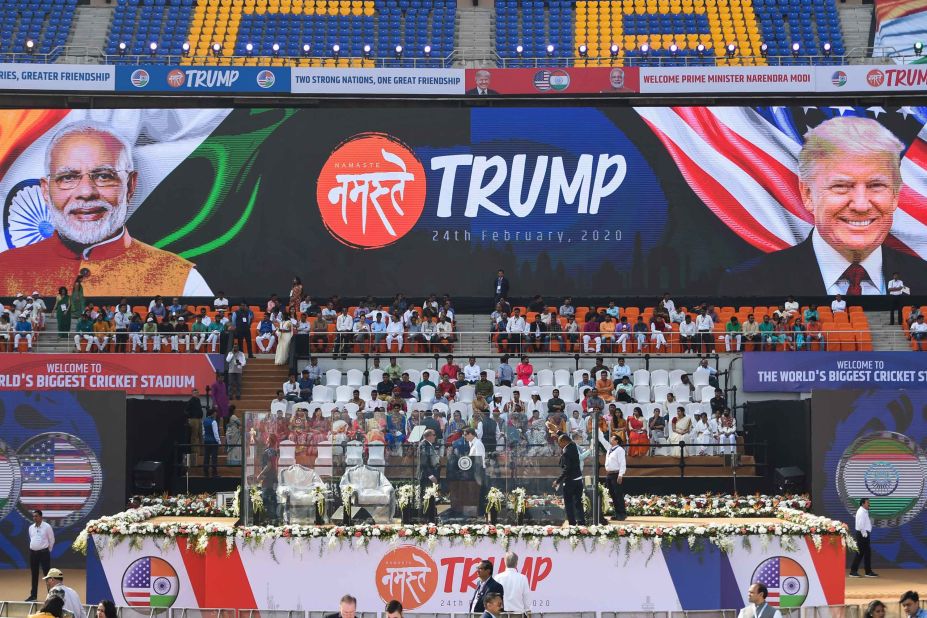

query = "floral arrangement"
134;494;231;517
74;504;853;557
509;488;528;515
519;493;811;518
311;486;327;518
396;485;419;511
486;487;505;516
597;483;612;516
340;485;356;511
249;487;264;514
422;484;440;513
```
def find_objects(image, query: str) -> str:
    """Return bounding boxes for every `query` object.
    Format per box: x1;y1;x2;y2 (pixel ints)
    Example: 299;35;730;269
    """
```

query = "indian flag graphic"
751;557;808;608
122;557;179;608
837;432;927;526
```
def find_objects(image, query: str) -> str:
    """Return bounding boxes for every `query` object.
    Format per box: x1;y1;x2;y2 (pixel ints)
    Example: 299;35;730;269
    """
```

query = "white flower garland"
422;484;440;513
509;488;528;515
486;488;505;516
396;485;418;511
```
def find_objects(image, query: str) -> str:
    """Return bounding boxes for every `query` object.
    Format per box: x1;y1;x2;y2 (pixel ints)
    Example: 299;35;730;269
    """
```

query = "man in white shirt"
385;316;404;352
43;569;84;618
27;510;54;601
494;552;531;616
604;433;627;520
831;294;847;313
695;310;714;354
213;293;230;311
113;302;131;352
612;358;631;382
695;358;719;389
225;344;247;400
850;498;877;577
335;307;354;359
506;309;527;355
888;271;905;325
464;357;482;383
911;315;927;350
464;427;486;458
737;583;782;618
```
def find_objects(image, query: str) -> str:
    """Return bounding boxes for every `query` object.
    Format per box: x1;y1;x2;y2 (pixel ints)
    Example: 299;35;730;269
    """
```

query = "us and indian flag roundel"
122;557;179;608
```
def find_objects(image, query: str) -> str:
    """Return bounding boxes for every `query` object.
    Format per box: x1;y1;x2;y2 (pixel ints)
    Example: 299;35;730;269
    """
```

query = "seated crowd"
255;354;735;469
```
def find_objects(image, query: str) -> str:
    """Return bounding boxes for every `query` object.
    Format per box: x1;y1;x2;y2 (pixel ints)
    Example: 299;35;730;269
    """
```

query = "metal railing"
101;52;457;68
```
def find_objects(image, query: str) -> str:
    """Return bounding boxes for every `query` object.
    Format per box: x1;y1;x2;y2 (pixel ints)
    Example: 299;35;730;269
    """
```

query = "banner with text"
464;66;640;94
0;63;114;91
0;354;222;394
639;66;816;93
291;67;464;94
115;65;290;92
743;352;927;392
814;65;927;92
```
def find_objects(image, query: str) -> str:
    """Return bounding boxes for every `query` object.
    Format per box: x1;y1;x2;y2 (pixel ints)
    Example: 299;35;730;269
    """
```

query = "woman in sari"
386;408;407;454
53;286;71;339
609;407;628;445
288;408;311;465
274;312;294;366
627;406;649;457
668;407;692;455
288;277;303;315
595;370;615;403
226;409;242;465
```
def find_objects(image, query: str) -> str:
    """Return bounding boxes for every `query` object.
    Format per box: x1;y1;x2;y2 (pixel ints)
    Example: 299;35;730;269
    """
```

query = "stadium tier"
105;0;455;65
0;0;76;59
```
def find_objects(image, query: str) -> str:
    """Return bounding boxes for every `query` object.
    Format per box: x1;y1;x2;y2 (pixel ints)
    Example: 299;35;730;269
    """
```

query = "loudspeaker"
133;461;165;494
526;505;566;525
775;466;805;492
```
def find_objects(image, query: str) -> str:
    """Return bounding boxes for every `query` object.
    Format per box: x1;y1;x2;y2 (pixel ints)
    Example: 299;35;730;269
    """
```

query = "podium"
448;454;483;517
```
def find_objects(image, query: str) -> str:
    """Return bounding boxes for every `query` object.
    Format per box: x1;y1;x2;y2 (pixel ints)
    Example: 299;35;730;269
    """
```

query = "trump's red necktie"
842;263;867;296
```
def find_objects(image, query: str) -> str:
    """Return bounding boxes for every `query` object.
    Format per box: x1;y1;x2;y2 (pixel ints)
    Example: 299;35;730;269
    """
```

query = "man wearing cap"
12;292;27;314
140;316;158;351
170;315;189;352
14;312;34;351
43;568;84;618
26;510;54;601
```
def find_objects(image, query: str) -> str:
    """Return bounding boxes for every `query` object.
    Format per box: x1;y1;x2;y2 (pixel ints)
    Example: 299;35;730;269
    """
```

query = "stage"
79;503;852;614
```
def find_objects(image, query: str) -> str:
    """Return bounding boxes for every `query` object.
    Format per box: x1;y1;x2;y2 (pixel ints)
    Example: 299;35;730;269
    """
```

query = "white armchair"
276;464;328;523
340;464;395;523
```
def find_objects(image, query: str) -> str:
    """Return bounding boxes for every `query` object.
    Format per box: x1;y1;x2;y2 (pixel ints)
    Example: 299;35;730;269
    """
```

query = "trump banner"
743;352;927;392
0;354;222;395
2;105;927;297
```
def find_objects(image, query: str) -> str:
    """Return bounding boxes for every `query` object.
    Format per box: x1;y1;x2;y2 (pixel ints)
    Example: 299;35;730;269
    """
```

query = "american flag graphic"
122;557;179;608
636;106;927;259
18;434;100;525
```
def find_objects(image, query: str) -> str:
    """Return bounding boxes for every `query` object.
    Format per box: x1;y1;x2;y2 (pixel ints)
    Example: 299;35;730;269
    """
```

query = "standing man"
43;569;84;618
553;433;585;525
887;271;906;325
418;428;440;492
481;592;504;618
225;344;246;400
900;591;926;618
468;560;504;615
232;302;255;359
493;269;509;308
849;497;878;577
494;552;530;617
202;407;220;478
185;388;204;465
26;510;54;601
605;433;627;521
737;583;782;618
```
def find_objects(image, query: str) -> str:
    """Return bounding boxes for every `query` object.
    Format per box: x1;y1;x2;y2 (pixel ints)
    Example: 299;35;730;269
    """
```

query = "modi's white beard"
48;199;129;246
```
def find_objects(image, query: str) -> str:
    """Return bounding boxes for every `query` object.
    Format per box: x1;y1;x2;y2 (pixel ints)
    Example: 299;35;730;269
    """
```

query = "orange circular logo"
374;545;439;610
316;132;426;249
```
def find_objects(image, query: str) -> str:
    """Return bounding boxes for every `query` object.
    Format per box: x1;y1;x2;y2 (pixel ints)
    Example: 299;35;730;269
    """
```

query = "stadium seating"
0;0;76;60
495;0;845;67
105;0;454;66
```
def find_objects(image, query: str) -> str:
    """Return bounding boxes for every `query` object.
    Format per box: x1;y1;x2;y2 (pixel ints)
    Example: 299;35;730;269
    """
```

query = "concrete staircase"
455;4;495;67
868;311;910;351
237;357;292;413
837;4;883;63
59;5;112;64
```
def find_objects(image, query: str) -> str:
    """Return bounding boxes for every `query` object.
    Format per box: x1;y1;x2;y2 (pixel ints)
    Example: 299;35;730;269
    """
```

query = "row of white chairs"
296;382;717;407
316;367;715;390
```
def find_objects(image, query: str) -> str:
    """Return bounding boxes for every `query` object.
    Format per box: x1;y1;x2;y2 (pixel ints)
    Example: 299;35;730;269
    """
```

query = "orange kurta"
0;229;198;296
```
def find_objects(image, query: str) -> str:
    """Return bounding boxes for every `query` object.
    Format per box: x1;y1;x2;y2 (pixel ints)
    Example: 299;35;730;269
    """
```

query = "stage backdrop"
2;106;927;298
811;389;927;568
86;534;844;613
0;391;125;569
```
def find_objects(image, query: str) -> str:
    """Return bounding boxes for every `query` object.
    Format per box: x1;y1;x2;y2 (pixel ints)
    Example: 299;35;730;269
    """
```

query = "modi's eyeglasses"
50;168;129;189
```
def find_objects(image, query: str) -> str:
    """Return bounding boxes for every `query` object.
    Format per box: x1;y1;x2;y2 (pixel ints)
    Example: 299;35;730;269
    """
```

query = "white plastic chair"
558;385;575;403
515;386;535;401
572;369;588;387
344;402;360;419
432;402;449;417
669;369;686;386
270;400;288;415
673;383;692;403
539;385;555;402
633;385;652;403
450;401;471;422
700;386;716;403
358;385;375;401
294;401;311;414
650;369;669;387
652;385;670;403
554;369;572;387
458;385;475;403
335;385;353;403
346;369;364;387
345;440;364;466
368;368;385;385
325;369;342;387
633;369;650;386
536;369;554;386
419;385;436;404
693;368;710;387
495;385;512;402
406;369;421;385
312;385;333;403
367;441;386;468
319;402;337;417
483;369;495;383
278;440;296;466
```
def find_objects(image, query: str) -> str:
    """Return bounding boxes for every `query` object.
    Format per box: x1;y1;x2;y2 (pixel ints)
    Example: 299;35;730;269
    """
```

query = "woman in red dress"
627;406;650;457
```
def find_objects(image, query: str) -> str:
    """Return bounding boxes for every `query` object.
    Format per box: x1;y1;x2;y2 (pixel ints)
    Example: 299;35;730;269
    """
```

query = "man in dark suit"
553;433;585;525
231;302;255;358
493;269;510;307
466;70;499;95
468;560;505;614
417;428;440;492
324;594;357;618
719;116;927;297
481;592;504;618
